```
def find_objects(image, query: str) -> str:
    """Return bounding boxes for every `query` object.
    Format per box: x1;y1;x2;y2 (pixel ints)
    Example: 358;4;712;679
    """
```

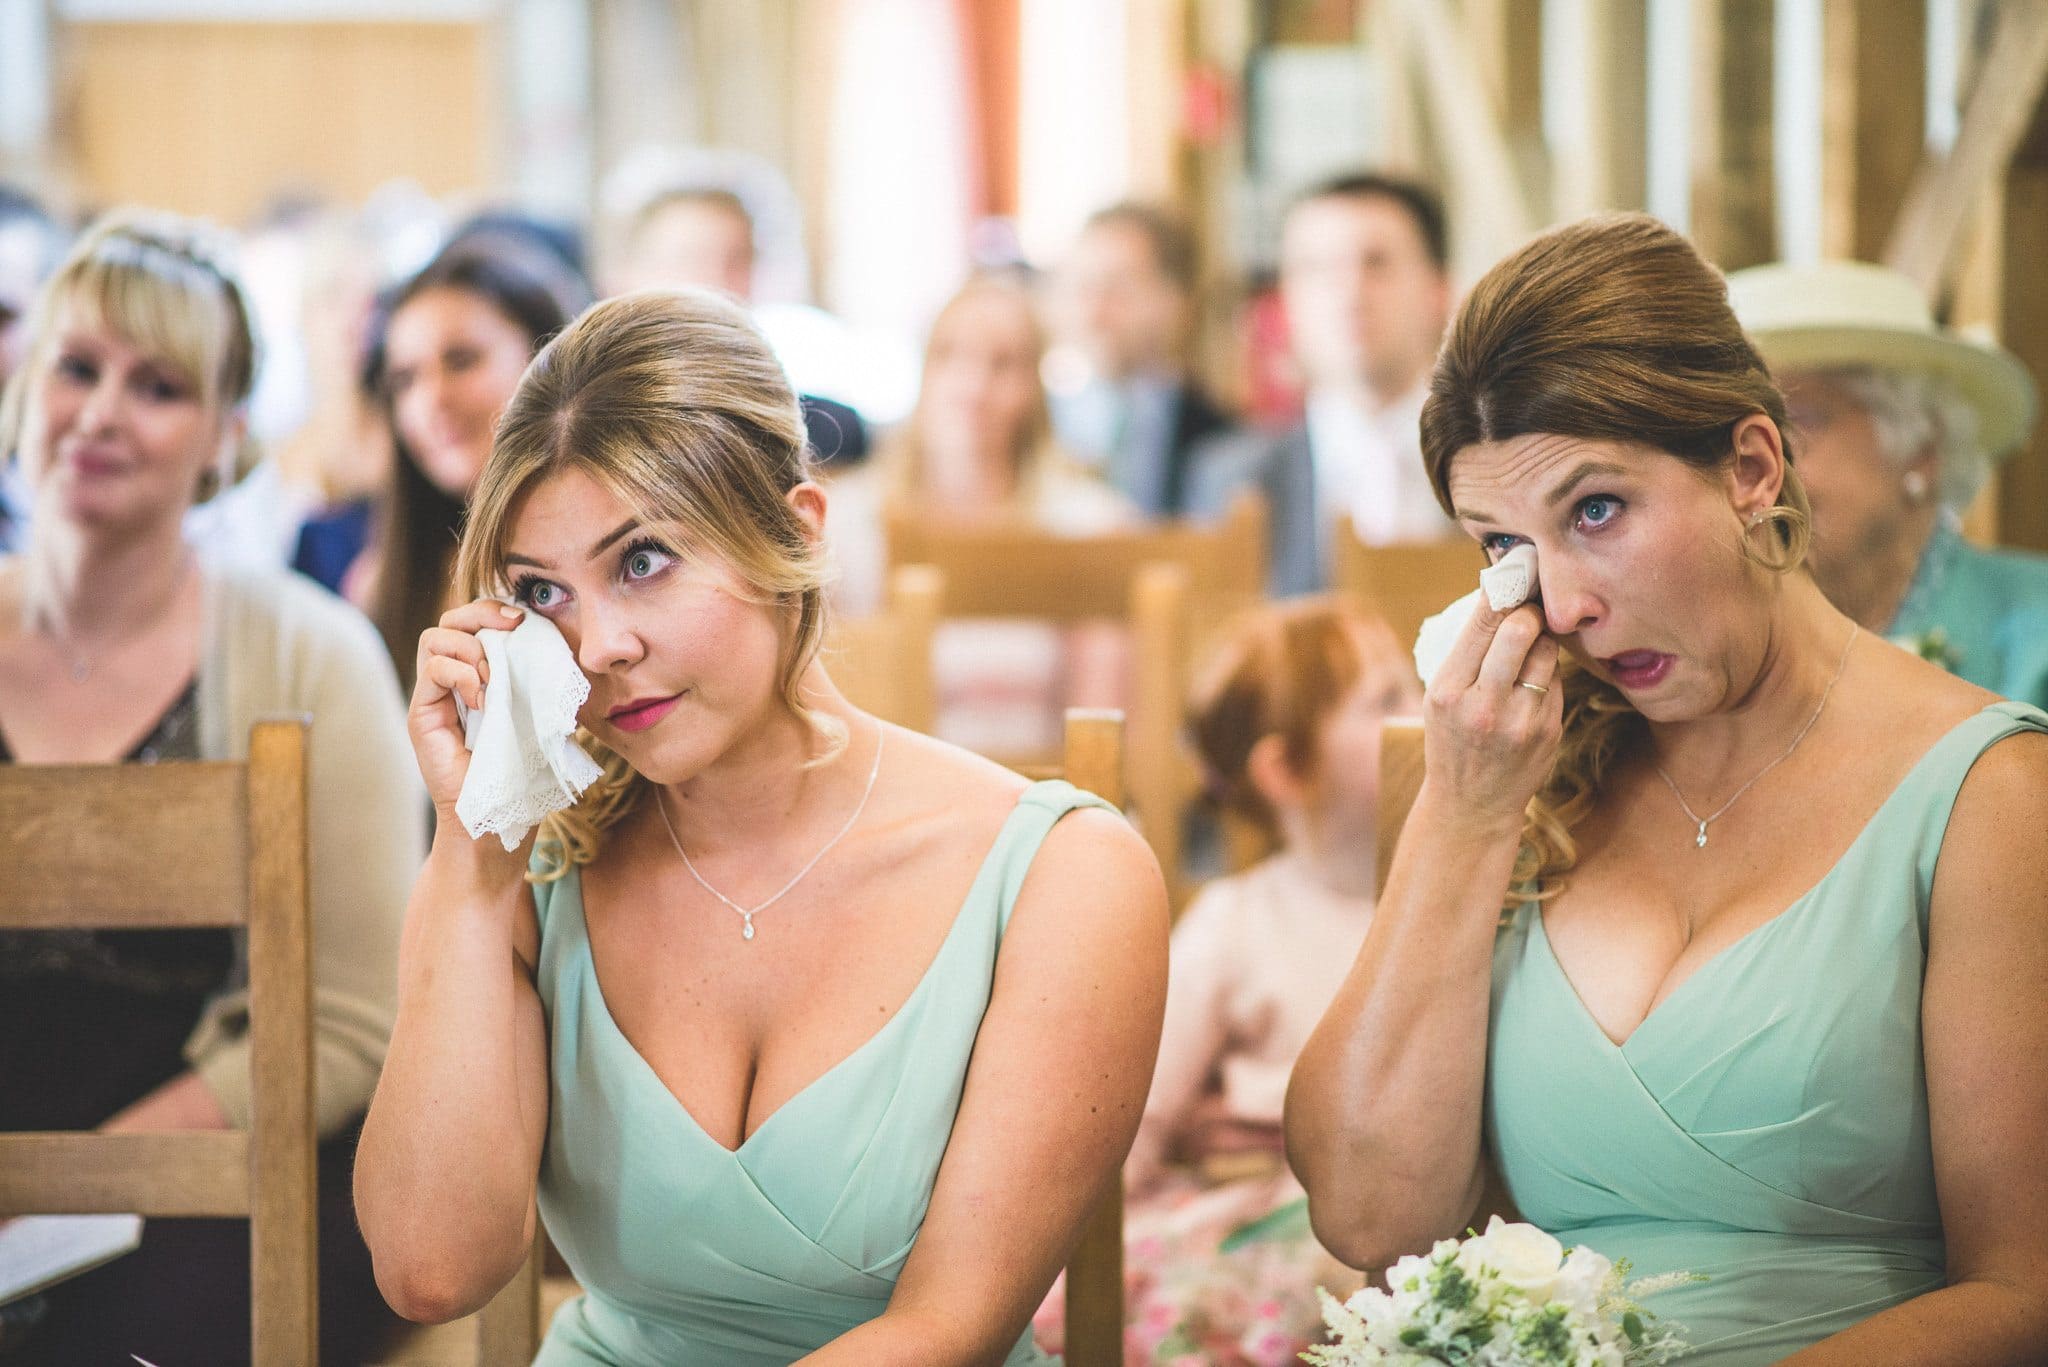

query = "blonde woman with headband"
0;210;419;1362
1286;215;2048;1362
355;288;1168;1365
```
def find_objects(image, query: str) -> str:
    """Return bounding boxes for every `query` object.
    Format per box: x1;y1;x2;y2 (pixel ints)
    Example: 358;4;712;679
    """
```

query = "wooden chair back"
467;711;1133;1367
883;493;1265;623
1332;518;1481;654
0;720;318;1366
883;497;1265;909
1375;719;1428;901
826;563;943;733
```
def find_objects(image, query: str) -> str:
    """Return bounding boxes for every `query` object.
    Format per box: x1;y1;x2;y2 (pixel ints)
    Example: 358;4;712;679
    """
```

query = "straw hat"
1726;260;2039;458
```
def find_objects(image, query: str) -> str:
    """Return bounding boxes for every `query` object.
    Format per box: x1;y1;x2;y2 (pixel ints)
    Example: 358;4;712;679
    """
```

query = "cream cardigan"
183;567;422;1138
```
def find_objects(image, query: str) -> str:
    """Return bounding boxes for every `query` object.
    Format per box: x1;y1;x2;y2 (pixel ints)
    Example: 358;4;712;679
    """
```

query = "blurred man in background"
1047;202;1233;517
1190;173;1454;595
613;185;868;467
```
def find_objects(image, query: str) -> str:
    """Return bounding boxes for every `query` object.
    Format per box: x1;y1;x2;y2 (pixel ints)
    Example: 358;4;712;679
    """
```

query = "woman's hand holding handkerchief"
407;598;603;850
1409;544;1564;826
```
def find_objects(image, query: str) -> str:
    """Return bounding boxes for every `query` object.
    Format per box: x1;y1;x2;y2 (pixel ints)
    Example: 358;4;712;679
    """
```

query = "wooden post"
246;719;317;1367
1884;0;2048;295
1822;0;1926;261
1997;85;2048;552
1464;0;1551;224
1551;0;1650;218
1691;0;1778;271
1060;709;1126;1367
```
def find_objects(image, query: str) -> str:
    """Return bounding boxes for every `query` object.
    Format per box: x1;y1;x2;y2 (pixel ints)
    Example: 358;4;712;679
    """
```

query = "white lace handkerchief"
1412;543;1540;689
454;606;605;851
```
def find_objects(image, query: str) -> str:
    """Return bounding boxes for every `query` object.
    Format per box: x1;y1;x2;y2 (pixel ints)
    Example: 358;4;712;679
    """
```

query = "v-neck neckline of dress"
1533;702;2008;1053
573;783;1042;1157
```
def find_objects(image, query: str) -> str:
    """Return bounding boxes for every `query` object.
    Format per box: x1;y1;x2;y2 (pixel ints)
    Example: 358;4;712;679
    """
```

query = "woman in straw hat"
1728;260;2047;708
1288;215;2048;1362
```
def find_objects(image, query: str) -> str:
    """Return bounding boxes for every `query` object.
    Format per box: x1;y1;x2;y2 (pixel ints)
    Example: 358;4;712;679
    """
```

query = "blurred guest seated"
611;183;868;466
1046;202;1234;516
1036;598;1413;1363
359;232;592;675
0;209;422;1365
1188;173;1455;595
0;185;69;554
829;273;1135;758
1730;261;2048;709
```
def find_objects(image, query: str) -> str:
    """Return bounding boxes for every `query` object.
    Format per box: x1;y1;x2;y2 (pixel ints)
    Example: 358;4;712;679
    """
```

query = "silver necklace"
654;725;885;941
1652;624;1859;849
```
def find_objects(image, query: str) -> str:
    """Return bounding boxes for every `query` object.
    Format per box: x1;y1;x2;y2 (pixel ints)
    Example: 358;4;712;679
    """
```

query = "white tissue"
454;606;605;850
1413;544;1540;689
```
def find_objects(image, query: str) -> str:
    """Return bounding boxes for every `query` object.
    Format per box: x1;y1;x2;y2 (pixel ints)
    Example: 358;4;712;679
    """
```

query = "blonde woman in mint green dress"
356;289;1170;1365
1287;215;2048;1364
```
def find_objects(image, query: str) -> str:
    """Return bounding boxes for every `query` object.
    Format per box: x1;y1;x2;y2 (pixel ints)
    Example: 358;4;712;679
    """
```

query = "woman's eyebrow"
503;519;641;571
1545;461;1629;507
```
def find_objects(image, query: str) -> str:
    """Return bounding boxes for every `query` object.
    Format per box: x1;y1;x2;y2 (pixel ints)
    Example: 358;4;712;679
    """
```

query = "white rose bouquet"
1302;1217;1697;1366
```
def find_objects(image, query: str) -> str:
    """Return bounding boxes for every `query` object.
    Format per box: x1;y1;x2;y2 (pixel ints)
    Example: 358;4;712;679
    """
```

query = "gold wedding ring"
1517;681;1550;694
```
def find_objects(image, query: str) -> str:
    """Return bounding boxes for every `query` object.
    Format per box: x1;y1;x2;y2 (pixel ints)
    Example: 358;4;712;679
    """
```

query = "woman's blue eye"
1576;495;1621;529
1480;533;1520;558
516;579;560;610
623;544;673;581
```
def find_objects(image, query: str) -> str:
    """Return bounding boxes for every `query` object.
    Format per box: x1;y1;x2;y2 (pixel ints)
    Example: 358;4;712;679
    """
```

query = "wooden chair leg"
1062;1179;1126;1367
477;1236;543;1366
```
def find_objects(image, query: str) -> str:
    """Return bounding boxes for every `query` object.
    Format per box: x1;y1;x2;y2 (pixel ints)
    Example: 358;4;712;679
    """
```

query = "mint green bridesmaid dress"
1487;701;2047;1364
529;781;1111;1365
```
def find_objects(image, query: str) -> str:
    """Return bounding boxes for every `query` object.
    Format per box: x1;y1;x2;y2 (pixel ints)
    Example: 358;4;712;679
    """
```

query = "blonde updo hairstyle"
1;208;260;502
454;288;840;881
1419;213;1812;903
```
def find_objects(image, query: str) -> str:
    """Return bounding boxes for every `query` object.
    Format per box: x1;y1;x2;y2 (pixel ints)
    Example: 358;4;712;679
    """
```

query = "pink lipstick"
606;693;682;733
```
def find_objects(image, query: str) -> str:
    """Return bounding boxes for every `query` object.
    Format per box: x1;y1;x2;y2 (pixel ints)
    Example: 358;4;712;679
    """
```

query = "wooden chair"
884;494;1266;908
1331;516;1481;654
1047;709;1127;1367
0;720;319;1366
825;563;943;733
463;712;1133;1367
1376;719;1429;900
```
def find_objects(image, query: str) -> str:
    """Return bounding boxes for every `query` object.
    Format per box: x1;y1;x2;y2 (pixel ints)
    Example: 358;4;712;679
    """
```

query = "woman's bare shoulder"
1843;635;2005;747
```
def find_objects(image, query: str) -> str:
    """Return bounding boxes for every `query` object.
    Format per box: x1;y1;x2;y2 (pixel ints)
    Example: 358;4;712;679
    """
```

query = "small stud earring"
1902;470;1932;504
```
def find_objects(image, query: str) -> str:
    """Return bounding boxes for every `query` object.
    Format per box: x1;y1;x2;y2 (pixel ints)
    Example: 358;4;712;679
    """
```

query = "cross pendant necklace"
1652;625;1858;850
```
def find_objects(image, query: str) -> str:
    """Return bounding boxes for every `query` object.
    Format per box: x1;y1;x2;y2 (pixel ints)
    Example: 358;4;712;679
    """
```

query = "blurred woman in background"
0;209;420;1363
360;229;592;674
830;272;1132;759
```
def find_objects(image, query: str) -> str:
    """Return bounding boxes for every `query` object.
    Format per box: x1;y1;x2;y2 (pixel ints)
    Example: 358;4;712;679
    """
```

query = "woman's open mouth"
1600;651;1674;690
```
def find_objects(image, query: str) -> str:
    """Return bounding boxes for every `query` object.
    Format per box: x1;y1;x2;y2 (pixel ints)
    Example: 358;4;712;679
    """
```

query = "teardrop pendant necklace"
1651;624;1858;849
654;724;885;940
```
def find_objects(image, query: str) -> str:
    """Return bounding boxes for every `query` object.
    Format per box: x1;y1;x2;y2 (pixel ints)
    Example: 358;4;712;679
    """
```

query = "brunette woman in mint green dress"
1288;215;2048;1364
356;289;1169;1365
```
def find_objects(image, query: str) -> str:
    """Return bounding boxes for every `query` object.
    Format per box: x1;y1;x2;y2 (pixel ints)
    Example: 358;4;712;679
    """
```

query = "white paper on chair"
0;1213;143;1306
1412;544;1540;689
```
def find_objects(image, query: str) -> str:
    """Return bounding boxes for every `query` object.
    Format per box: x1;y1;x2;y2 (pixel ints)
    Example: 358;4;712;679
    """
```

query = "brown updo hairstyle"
1188;596;1408;846
1419;213;1812;903
454;288;839;881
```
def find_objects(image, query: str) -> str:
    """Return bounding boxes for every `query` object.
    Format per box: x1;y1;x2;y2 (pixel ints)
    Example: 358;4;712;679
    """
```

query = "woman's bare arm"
353;599;553;1323
798;806;1171;1365
1780;730;2048;1363
354;833;550;1324
1285;599;1560;1269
